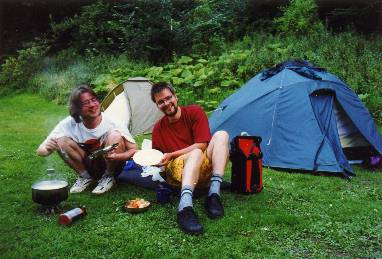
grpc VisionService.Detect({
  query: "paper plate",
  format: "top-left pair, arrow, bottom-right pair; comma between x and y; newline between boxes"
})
123,199 -> 151,214
133,149 -> 164,166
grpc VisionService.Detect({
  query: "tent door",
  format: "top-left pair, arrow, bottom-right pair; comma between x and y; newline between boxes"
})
309,89 -> 353,174
333,100 -> 375,161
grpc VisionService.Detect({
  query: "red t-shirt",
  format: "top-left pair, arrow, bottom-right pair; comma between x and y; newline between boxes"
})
152,105 -> 211,153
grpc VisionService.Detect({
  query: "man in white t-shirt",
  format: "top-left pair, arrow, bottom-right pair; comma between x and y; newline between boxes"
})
37,84 -> 137,194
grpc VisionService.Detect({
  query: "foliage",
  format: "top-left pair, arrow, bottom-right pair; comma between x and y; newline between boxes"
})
0,42 -> 48,94
1,0 -> 382,121
176,0 -> 252,55
30,54 -> 148,104
14,30 -> 380,122
139,32 -> 382,121
273,0 -> 325,36
143,51 -> 250,110
48,0 -> 253,62
32,61 -> 93,104
50,0 -> 189,61
91,57 -> 148,97
325,0 -> 382,33
0,94 -> 381,257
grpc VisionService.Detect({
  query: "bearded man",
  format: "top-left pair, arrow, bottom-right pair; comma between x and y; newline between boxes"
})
151,82 -> 229,234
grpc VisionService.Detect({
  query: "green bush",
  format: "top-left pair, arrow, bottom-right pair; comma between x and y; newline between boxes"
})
32,61 -> 93,104
30,54 -> 150,104
273,0 -> 325,36
2,10 -> 381,123
0,43 -> 48,94
138,31 -> 382,121
91,55 -> 148,97
50,0 -> 188,62
48,0 -> 254,62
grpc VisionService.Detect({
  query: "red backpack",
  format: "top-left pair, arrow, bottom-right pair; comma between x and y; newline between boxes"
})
230,135 -> 263,194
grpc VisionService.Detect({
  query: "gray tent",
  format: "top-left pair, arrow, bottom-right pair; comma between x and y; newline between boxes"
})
101,77 -> 162,136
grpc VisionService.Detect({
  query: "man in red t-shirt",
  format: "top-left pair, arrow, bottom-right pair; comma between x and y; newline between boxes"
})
151,82 -> 229,235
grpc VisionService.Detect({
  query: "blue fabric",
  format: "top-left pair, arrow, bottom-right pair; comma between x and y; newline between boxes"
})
260,60 -> 324,80
116,161 -> 159,189
209,60 -> 382,175
309,91 -> 352,174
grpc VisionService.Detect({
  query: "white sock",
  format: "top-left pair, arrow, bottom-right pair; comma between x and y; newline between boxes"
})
178,186 -> 193,211
208,174 -> 223,196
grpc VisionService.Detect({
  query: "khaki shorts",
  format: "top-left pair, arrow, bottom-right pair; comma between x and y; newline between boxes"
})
164,151 -> 212,188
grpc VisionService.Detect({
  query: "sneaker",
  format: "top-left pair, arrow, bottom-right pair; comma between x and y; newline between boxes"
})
70,177 -> 93,193
205,193 -> 224,219
176,206 -> 203,235
91,174 -> 115,194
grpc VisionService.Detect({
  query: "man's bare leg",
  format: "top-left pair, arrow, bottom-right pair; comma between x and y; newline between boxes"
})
206,130 -> 229,177
181,148 -> 204,189
178,148 -> 204,210
91,130 -> 128,195
57,137 -> 93,193
56,137 -> 87,175
177,148 -> 204,234
205,130 -> 229,218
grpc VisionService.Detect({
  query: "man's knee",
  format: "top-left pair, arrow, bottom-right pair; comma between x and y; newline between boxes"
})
105,130 -> 124,145
56,137 -> 84,159
186,148 -> 204,162
212,130 -> 229,144
106,130 -> 122,140
57,136 -> 76,148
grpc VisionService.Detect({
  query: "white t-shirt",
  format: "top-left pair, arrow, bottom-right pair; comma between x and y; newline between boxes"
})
42,113 -> 135,148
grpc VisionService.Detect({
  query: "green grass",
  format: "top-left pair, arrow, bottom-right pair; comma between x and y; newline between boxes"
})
0,94 -> 381,257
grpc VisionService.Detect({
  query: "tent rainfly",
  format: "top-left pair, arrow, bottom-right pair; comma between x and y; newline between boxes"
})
209,60 -> 382,177
101,77 -> 162,136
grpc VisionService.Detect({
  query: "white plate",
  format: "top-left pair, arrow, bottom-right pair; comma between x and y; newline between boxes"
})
133,149 -> 164,166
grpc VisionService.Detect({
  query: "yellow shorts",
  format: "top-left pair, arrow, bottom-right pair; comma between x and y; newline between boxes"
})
164,151 -> 212,188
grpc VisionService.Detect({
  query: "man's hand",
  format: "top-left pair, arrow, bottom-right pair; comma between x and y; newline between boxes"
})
36,138 -> 59,156
104,140 -> 137,162
157,152 -> 173,166
104,150 -> 121,162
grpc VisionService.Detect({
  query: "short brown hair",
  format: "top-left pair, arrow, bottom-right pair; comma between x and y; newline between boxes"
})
150,82 -> 176,103
69,84 -> 98,123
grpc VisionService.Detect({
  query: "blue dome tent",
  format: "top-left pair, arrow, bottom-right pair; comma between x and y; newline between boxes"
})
209,61 -> 382,176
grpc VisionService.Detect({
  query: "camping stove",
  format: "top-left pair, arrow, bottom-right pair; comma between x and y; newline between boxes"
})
37,204 -> 64,215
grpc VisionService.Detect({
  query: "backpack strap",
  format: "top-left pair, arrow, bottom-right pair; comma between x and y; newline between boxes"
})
248,141 -> 263,159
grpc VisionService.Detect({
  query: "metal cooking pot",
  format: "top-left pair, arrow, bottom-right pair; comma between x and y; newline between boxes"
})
32,180 -> 68,206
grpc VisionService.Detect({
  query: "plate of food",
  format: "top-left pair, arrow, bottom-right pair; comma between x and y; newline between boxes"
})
133,149 -> 164,166
124,198 -> 151,213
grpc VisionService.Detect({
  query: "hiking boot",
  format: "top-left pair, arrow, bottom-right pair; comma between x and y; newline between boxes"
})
205,194 -> 224,219
177,206 -> 203,235
70,177 -> 93,193
92,174 -> 115,194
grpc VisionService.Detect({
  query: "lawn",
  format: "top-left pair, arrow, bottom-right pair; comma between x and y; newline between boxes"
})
0,94 -> 381,258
